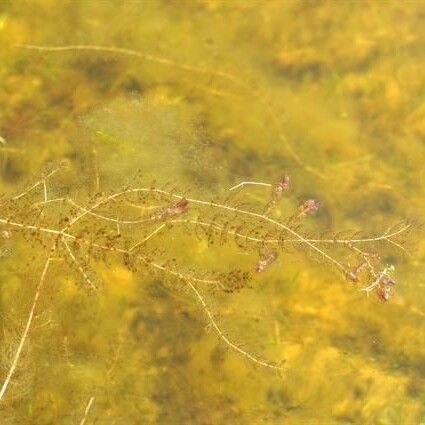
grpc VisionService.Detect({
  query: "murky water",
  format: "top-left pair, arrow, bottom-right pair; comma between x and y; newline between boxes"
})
0,1 -> 424,424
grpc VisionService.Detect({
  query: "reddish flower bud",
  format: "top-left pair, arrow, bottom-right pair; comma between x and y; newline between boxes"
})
255,250 -> 278,273
381,275 -> 396,286
165,198 -> 189,217
377,284 -> 394,302
299,199 -> 320,216
274,175 -> 290,197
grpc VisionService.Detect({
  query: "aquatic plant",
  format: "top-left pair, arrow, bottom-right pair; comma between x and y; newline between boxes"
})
15,43 -> 326,180
0,160 -> 410,402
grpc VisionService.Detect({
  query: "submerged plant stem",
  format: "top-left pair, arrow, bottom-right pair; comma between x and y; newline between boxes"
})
15,43 -> 325,179
79,396 -> 95,425
0,253 -> 53,402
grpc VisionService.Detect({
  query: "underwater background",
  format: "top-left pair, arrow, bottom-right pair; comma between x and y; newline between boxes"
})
0,1 -> 424,424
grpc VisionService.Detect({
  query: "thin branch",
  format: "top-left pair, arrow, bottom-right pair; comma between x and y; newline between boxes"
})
228,181 -> 272,191
79,396 -> 95,425
186,279 -> 283,370
51,187 -> 348,275
42,180 -> 47,203
32,198 -> 66,208
60,233 -> 225,290
385,237 -> 411,256
170,219 -> 411,252
62,239 -> 97,290
0,254 -> 53,401
67,199 -> 157,225
129,223 -> 166,252
12,166 -> 62,201
0,218 -> 63,237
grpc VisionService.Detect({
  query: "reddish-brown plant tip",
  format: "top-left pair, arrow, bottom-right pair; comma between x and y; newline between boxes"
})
255,250 -> 278,273
264,175 -> 290,214
274,175 -> 290,197
382,275 -> 396,287
347,261 -> 368,283
298,199 -> 320,216
377,275 -> 396,301
166,198 -> 189,217
153,197 -> 189,220
377,284 -> 394,302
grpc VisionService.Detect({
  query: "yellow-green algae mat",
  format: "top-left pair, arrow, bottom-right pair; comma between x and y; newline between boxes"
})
0,1 -> 424,424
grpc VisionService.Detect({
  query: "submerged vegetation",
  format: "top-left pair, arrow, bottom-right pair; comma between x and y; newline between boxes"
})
0,156 -> 410,394
0,1 -> 424,424
0,141 -> 413,419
